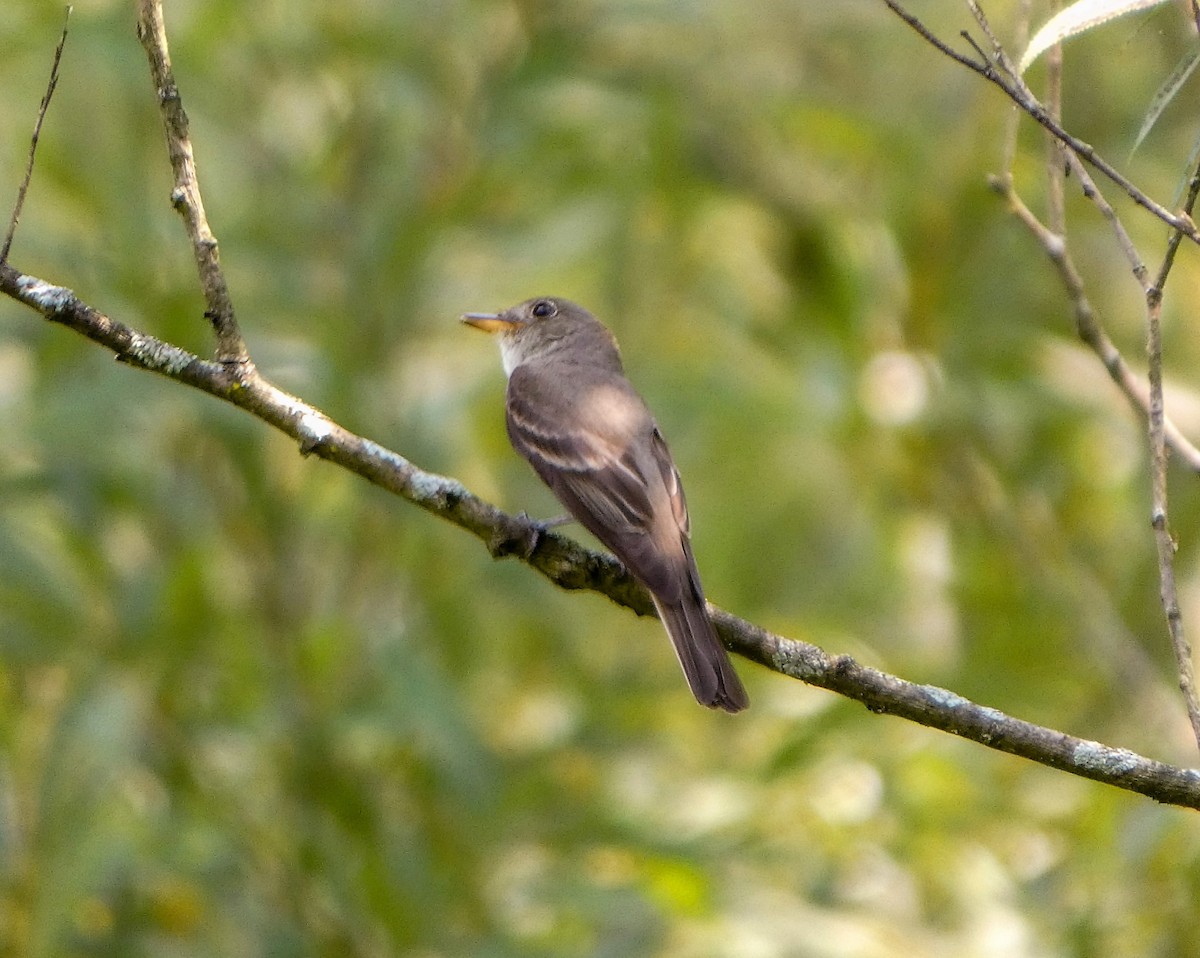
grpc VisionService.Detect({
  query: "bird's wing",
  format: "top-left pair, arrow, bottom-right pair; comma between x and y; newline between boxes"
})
649,427 -> 689,539
506,365 -> 746,712
505,367 -> 687,602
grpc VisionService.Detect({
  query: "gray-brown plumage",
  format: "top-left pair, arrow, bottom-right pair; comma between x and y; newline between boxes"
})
463,296 -> 748,712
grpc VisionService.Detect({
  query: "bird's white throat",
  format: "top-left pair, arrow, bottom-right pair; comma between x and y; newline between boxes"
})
498,334 -> 521,378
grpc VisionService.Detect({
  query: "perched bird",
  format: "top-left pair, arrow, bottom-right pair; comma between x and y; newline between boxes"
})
463,296 -> 748,712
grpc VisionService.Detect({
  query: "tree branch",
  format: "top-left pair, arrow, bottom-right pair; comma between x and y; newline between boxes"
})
1146,160 -> 1200,751
135,0 -> 247,365
890,0 -> 1200,475
1,6 -> 70,265
987,175 -> 1200,473
3,0 -> 1200,811
945,0 -> 1200,745
2,259 -> 1199,809
882,0 -> 1200,244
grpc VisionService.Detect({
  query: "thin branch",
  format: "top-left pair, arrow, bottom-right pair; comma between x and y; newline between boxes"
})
1022,0 -> 1200,750
1,6 -> 71,265
997,0 -> 1030,181
959,0 -> 1200,471
1148,160 -> 1200,313
1042,0 -> 1064,238
1059,145 -> 1148,284
881,0 -> 1200,244
1146,160 -> 1200,752
135,0 -> 247,366
882,0 -> 988,72
989,177 -> 1200,472
958,0 -> 1200,747
895,0 -> 1200,747
964,0 -> 1010,67
1,259 -> 1199,809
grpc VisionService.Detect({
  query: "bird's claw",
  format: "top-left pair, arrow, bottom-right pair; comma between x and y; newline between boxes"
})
519,511 -> 572,531
488,512 -> 572,560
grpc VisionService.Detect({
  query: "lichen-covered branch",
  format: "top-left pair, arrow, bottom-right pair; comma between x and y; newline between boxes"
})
3,259 -> 1199,809
136,0 -> 246,365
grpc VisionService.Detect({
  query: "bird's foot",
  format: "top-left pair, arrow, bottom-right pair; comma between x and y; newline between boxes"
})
525,512 -> 573,530
488,512 -> 573,560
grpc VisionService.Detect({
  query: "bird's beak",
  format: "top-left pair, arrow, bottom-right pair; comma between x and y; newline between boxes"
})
461,312 -> 519,334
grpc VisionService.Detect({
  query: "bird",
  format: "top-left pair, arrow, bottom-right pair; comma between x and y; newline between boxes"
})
462,296 -> 748,712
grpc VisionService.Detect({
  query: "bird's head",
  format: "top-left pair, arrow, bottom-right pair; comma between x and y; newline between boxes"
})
462,296 -> 618,375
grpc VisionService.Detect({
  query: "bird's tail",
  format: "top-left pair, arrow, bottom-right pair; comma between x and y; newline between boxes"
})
652,594 -> 749,713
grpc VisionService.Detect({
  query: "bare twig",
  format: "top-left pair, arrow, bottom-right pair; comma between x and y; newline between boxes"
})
1150,164 -> 1200,302
882,0 -> 1200,244
1060,146 -> 1148,284
1042,0 -> 1064,238
997,0 -> 1031,179
964,0 -> 1010,68
989,178 -> 1200,472
944,0 -> 1200,471
2,260 -> 1199,808
942,0 -> 1200,746
135,0 -> 247,366
1021,0 -> 1200,747
1,6 -> 71,265
1146,162 -> 1200,752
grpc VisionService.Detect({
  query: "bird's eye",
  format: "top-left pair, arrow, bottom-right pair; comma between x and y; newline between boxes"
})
531,300 -> 557,319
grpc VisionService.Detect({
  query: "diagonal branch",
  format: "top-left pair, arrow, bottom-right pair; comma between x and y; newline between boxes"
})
136,0 -> 247,365
2,259 -> 1199,809
930,0 -> 1200,474
6,0 -> 1200,810
1,6 -> 70,265
988,176 -> 1200,473
882,0 -> 1200,244
971,2 -> 1200,746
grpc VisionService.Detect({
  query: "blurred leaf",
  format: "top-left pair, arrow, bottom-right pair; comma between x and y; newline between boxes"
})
1132,45 -> 1200,153
1020,0 -> 1173,73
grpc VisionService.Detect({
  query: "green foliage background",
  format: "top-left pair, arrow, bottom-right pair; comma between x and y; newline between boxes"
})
2,0 -> 1200,955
